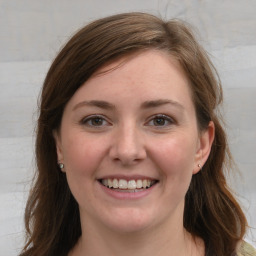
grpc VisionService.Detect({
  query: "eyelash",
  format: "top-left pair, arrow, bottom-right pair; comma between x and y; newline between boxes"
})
146,114 -> 175,127
80,115 -> 111,128
80,114 -> 175,128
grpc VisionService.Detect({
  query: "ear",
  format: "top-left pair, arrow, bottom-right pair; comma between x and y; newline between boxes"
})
53,130 -> 64,163
193,121 -> 215,174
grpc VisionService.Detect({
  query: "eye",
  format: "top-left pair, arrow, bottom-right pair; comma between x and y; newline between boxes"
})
146,114 -> 174,127
80,115 -> 110,127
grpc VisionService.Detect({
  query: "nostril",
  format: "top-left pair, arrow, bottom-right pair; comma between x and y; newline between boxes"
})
109,131 -> 147,164
112,157 -> 143,166
109,147 -> 147,166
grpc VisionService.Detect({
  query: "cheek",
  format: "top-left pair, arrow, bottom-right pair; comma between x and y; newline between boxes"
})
150,134 -> 197,181
61,131 -> 108,179
61,132 -> 109,206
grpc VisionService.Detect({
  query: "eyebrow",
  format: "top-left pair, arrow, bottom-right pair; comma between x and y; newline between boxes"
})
73,99 -> 184,111
141,99 -> 184,110
73,100 -> 115,111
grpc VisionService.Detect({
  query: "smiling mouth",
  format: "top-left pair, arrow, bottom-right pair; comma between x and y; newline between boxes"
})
99,178 -> 158,191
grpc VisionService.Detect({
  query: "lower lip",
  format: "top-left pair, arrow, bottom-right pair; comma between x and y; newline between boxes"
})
98,181 -> 157,200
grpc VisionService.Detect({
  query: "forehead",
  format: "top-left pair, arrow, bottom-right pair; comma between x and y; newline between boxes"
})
68,50 -> 194,111
93,50 -> 188,84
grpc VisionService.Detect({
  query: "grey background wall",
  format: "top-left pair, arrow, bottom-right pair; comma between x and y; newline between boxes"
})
0,0 -> 255,255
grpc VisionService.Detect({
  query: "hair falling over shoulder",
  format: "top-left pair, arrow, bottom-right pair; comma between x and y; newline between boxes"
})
20,12 -> 247,256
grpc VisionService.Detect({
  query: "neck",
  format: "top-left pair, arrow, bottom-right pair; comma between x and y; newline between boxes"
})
69,213 -> 204,256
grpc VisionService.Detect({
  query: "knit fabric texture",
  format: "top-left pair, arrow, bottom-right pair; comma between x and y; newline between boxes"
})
237,241 -> 256,256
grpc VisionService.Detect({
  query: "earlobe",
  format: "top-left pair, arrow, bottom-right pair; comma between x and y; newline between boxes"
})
193,121 -> 215,174
53,130 -> 64,162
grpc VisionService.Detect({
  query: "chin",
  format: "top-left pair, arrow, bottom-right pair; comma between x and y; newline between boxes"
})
102,208 -> 155,234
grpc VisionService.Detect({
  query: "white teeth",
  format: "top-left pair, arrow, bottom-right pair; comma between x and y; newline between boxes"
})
136,180 -> 142,188
128,180 -> 136,189
119,179 -> 128,189
142,180 -> 148,188
113,178 -> 118,188
102,179 -> 108,186
108,178 -> 113,188
101,178 -> 156,190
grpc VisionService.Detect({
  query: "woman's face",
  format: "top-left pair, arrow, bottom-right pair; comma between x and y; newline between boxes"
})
55,50 -> 213,234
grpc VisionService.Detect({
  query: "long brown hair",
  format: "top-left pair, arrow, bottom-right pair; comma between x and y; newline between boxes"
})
20,12 -> 247,256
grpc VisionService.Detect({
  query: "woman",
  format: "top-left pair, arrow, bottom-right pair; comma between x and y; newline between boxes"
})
20,12 -> 255,256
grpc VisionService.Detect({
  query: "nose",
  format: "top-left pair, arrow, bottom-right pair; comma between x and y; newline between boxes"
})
109,123 -> 147,166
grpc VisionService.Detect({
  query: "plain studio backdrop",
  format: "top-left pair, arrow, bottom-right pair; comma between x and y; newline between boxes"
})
0,1 -> 255,255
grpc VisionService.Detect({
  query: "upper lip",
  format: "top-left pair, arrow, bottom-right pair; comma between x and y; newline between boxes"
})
97,175 -> 158,181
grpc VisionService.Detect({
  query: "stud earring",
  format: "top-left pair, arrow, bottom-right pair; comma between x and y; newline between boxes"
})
198,164 -> 202,171
58,163 -> 64,169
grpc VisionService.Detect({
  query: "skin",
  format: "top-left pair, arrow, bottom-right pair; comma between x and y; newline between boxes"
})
55,50 -> 214,256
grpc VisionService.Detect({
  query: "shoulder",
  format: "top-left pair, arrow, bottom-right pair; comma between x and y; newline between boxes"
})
237,241 -> 256,256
